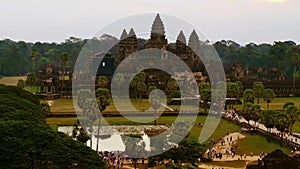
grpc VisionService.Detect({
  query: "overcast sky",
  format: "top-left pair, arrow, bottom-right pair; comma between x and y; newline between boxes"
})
1,0 -> 299,45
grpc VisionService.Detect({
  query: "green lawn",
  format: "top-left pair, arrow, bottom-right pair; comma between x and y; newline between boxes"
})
46,96 -> 300,114
46,98 -> 153,113
46,117 -> 78,126
46,115 -> 240,147
0,76 -> 26,86
236,133 -> 291,155
209,161 -> 246,168
41,99 -> 81,113
234,97 -> 300,110
47,115 -> 292,159
46,98 -> 201,113
294,121 -> 300,133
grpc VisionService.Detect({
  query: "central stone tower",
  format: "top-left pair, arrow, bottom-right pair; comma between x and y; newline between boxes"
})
147,14 -> 168,49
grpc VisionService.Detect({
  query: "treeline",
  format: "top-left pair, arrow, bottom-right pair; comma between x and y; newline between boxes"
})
0,37 -> 299,77
0,37 -> 87,76
214,40 -> 300,77
0,85 -> 107,169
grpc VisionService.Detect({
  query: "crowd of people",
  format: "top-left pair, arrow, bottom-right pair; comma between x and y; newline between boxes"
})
99,151 -> 147,168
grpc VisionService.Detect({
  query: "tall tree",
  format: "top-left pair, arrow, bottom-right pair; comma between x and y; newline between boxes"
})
76,89 -> 95,148
242,102 -> 254,126
199,82 -> 211,113
60,52 -> 69,95
283,102 -> 295,109
113,73 -> 125,96
137,82 -> 147,102
97,76 -> 109,88
26,72 -> 37,93
31,47 -> 38,72
261,109 -> 276,133
167,77 -> 179,99
236,81 -> 244,99
275,112 -> 290,133
286,45 -> 300,96
130,72 -> 146,100
45,48 -> 60,64
95,88 -> 110,152
149,88 -> 161,126
130,76 -> 139,99
227,82 -> 238,109
284,104 -> 300,132
263,89 -> 275,109
253,81 -> 265,104
251,104 -> 262,129
243,89 -> 255,104
17,79 -> 25,89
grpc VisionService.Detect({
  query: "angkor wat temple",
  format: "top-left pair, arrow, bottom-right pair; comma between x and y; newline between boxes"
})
36,14 -> 300,98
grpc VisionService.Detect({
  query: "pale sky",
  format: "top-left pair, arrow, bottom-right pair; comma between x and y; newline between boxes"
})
0,0 -> 299,45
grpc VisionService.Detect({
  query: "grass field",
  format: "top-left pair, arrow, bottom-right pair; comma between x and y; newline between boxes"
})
209,160 -> 246,168
234,97 -> 300,110
236,133 -> 291,155
0,76 -> 26,86
44,96 -> 300,113
294,121 -> 300,133
47,115 -> 291,156
41,99 -> 81,113
46,98 -> 202,113
46,116 -> 240,146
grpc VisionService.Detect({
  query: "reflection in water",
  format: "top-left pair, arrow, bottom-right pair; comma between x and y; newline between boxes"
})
58,125 -> 165,152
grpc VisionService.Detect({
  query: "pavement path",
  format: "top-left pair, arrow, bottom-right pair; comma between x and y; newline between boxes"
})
213,132 -> 260,162
224,110 -> 300,146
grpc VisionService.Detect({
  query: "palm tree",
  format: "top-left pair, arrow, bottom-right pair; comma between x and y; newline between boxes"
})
199,82 -> 211,113
253,81 -> 265,104
76,89 -> 94,147
283,102 -> 295,109
60,52 -> 69,95
251,104 -> 262,129
130,76 -> 139,99
287,46 -> 300,96
261,109 -> 276,133
137,82 -> 147,102
263,89 -> 275,109
130,72 -> 147,100
95,88 -> 110,153
149,88 -> 161,125
275,112 -> 290,134
26,72 -> 37,93
242,102 -> 254,126
241,103 -> 261,129
243,89 -> 255,104
227,82 -> 238,109
113,73 -> 125,96
31,48 -> 38,72
285,105 -> 299,132
236,81 -> 243,99
17,79 -> 25,89
148,86 -> 157,94
135,72 -> 146,83
167,77 -> 178,99
291,53 -> 300,96
82,98 -> 98,148
97,76 -> 109,88
40,103 -> 51,117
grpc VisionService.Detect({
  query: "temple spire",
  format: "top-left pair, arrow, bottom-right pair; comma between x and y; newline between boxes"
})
120,29 -> 128,40
151,14 -> 165,35
176,30 -> 186,44
188,29 -> 200,51
128,28 -> 136,37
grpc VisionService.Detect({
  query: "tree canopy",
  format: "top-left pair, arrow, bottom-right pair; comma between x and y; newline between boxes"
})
0,85 -> 107,169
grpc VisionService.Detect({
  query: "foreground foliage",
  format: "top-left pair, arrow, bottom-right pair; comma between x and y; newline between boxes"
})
0,85 -> 107,169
